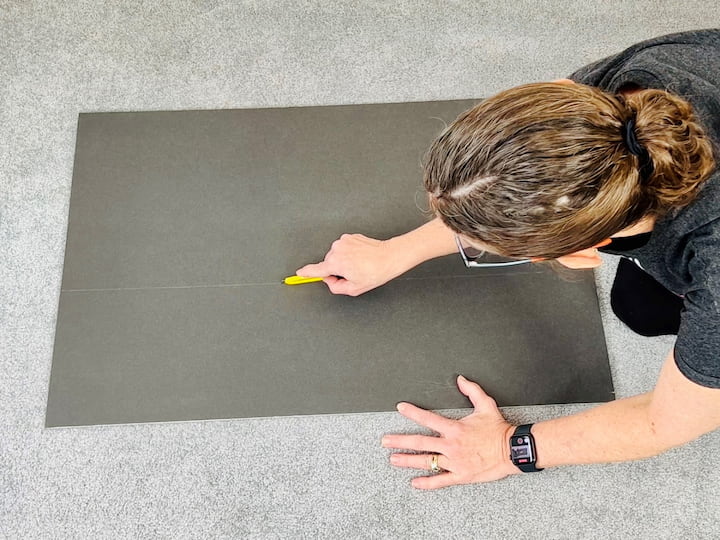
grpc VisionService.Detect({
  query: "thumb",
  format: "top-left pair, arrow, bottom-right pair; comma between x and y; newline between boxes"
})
457,375 -> 496,411
324,276 -> 357,296
296,261 -> 331,278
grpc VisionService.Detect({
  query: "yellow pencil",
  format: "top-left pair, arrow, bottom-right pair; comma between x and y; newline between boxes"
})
283,275 -> 324,285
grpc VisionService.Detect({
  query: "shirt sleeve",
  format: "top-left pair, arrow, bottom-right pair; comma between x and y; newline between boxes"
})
674,234 -> 720,388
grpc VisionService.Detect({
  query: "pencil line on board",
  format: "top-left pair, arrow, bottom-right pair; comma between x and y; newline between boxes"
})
62,282 -> 282,292
60,271 -> 550,293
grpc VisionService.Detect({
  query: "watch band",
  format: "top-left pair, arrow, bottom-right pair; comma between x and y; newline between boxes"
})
512,424 -> 544,473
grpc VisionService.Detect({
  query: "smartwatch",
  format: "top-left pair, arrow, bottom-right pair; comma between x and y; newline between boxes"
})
509,424 -> 544,473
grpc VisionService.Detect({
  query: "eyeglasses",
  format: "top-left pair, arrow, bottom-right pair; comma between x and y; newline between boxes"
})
454,235 -> 537,268
454,235 -> 613,269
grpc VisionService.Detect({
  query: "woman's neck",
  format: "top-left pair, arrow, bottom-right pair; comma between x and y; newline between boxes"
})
612,216 -> 656,237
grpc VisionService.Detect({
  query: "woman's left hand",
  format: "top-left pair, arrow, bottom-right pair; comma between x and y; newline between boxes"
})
381,375 -> 520,489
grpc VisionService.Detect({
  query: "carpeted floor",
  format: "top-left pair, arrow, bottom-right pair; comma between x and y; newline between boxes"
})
1,2 -> 718,538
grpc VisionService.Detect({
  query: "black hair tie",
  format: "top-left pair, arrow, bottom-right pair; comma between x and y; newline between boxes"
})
621,117 -> 654,183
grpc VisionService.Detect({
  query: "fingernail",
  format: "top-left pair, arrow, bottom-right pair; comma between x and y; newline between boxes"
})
381,437 -> 388,446
390,454 -> 399,464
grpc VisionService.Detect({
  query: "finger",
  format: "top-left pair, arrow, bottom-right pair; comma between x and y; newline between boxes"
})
382,434 -> 444,454
295,261 -> 331,278
389,453 -> 453,472
411,472 -> 460,490
396,402 -> 457,434
456,375 -> 496,411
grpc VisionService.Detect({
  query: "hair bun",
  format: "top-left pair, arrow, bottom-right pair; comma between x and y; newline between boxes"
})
625,89 -> 715,212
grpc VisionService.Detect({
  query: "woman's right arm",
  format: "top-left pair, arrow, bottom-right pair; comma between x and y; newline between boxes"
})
295,217 -> 458,296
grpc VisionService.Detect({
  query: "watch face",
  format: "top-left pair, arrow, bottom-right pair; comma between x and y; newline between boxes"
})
511,435 -> 534,462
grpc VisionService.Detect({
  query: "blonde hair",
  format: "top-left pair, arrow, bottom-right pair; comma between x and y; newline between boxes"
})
424,82 -> 716,259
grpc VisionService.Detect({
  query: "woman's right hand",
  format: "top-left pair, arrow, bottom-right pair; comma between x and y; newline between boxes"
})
295,233 -> 410,296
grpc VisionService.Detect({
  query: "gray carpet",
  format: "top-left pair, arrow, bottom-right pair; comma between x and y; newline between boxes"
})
1,2 -> 718,538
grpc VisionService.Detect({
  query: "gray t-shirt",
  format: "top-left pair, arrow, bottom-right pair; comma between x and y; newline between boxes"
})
569,29 -> 720,388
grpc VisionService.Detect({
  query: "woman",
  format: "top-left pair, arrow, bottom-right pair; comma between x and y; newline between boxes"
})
297,30 -> 720,489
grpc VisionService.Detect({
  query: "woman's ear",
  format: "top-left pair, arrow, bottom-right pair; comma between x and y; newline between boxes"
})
552,78 -> 576,85
556,248 -> 603,269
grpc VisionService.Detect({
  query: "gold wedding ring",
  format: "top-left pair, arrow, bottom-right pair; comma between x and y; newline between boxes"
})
429,454 -> 442,474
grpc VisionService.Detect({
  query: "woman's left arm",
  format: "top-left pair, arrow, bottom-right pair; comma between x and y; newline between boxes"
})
382,350 -> 720,489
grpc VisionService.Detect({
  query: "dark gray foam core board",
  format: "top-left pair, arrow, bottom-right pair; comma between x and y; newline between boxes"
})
47,100 -> 614,427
